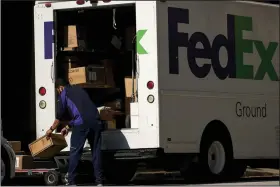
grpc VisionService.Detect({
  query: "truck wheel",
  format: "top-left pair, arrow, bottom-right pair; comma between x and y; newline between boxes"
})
200,133 -> 233,181
44,170 -> 60,186
104,161 -> 136,184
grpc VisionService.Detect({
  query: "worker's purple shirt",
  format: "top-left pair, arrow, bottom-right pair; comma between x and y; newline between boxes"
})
56,85 -> 100,127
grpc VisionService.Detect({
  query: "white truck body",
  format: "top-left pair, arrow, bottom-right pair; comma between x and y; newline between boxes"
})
34,1 -> 279,160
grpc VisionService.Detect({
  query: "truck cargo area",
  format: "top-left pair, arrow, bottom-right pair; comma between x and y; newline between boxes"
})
54,5 -> 137,130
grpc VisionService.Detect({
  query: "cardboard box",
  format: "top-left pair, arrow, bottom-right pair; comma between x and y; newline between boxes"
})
125,77 -> 137,97
8,141 -> 21,152
68,66 -> 88,85
29,134 -> 67,158
107,120 -> 116,129
98,107 -> 123,121
15,151 -> 25,155
104,100 -> 122,110
124,77 -> 137,114
101,59 -> 116,87
15,155 -> 34,170
62,62 -> 78,81
77,26 -> 87,50
68,66 -> 106,85
64,25 -> 87,51
64,25 -> 78,48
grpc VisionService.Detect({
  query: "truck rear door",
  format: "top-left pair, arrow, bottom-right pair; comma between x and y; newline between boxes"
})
34,4 -> 55,138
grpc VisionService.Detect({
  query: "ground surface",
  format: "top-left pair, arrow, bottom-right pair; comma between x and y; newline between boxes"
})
6,168 -> 279,186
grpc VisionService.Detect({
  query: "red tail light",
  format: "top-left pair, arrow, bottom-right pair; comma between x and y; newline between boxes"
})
147,81 -> 154,90
45,2 -> 52,7
39,87 -> 46,96
76,0 -> 85,5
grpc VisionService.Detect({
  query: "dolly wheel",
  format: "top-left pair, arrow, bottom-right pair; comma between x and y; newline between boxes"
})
61,173 -> 68,185
44,170 -> 60,186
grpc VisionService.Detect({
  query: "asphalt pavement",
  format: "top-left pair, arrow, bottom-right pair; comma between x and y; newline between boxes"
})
6,168 -> 279,186
199,181 -> 279,186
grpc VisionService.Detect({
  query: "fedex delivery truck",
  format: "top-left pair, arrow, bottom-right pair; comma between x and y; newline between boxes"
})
34,0 -> 279,183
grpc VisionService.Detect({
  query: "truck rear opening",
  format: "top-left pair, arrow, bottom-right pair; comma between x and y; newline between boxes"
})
54,4 -> 137,130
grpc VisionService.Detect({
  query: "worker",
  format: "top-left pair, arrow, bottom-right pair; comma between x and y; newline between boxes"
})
45,78 -> 103,186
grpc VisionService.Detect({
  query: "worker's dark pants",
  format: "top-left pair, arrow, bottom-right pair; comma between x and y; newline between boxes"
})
67,125 -> 102,185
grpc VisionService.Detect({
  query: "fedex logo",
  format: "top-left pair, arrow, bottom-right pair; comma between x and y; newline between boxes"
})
44,21 -> 54,59
168,7 -> 279,81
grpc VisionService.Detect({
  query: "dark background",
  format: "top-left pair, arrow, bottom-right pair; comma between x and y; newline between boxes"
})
2,1 -> 36,151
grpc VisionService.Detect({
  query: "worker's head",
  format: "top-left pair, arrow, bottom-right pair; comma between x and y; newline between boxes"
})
55,78 -> 67,94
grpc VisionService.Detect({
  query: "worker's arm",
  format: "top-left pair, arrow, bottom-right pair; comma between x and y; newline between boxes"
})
49,91 -> 67,132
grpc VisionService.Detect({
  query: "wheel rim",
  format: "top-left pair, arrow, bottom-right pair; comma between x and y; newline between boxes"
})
47,173 -> 56,184
1,159 -> 5,182
63,173 -> 68,183
207,141 -> 226,174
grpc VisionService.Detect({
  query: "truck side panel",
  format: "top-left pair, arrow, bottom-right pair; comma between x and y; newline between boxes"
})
157,1 -> 279,158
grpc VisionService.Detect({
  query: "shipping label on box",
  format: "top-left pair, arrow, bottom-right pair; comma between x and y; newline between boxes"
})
15,155 -> 34,170
69,67 -> 87,85
15,157 -> 19,168
68,66 -> 106,86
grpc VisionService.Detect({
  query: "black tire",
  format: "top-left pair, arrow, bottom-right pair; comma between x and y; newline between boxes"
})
104,161 -> 137,185
199,133 -> 233,181
1,152 -> 10,185
227,162 -> 247,180
44,170 -> 60,186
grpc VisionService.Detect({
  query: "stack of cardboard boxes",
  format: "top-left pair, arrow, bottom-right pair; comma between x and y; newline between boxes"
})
8,136 -> 68,170
63,25 -> 115,88
8,141 -> 34,170
60,24 -> 137,129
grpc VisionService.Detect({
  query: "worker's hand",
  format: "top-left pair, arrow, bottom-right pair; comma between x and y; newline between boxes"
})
45,129 -> 53,140
61,127 -> 69,137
